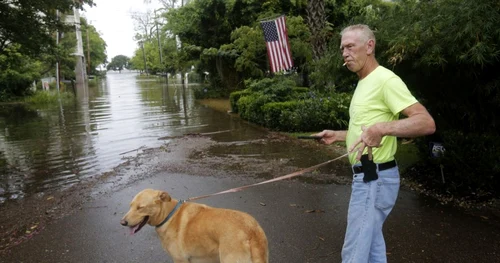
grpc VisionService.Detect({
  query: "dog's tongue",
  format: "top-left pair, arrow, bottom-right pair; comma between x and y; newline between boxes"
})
130,225 -> 139,235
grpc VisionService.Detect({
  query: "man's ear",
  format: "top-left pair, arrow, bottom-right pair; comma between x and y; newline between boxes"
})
366,39 -> 375,55
158,191 -> 171,203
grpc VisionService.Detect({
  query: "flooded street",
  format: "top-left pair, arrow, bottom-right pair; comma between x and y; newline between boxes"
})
0,71 -> 275,204
0,71 -> 499,262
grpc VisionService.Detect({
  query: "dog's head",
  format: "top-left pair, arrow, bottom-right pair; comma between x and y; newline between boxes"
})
120,189 -> 172,235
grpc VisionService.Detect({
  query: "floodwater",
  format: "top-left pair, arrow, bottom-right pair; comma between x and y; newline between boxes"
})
0,71 -> 273,204
0,70 -> 350,206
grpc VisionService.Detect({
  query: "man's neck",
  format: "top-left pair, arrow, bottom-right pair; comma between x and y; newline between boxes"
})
357,57 -> 379,80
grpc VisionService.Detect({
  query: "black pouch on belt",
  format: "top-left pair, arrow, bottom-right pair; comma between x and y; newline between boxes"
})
360,154 -> 378,182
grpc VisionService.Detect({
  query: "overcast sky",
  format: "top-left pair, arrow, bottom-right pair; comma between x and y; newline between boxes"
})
82,0 -> 163,60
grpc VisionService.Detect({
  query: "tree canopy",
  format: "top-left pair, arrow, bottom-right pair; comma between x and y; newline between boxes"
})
107,55 -> 130,71
0,0 -> 95,56
0,9 -> 106,99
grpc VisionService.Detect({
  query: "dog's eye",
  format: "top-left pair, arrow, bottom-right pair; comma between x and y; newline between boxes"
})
137,205 -> 145,210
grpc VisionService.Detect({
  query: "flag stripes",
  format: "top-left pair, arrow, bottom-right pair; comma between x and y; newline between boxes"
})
260,15 -> 293,73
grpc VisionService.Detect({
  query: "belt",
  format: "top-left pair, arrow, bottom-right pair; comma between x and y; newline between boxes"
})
352,160 -> 397,174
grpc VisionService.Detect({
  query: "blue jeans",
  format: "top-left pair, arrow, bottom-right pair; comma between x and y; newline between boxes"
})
341,165 -> 400,263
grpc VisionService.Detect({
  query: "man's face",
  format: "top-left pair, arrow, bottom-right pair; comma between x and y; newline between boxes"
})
340,30 -> 370,73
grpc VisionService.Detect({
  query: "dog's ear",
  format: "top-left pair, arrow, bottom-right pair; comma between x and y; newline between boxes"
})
157,191 -> 171,203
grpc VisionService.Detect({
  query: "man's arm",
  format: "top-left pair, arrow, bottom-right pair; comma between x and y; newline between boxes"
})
376,102 -> 436,138
349,102 -> 435,159
313,130 -> 348,145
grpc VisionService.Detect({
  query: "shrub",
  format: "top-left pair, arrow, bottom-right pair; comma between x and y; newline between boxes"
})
234,77 -> 309,119
262,101 -> 302,130
233,77 -> 351,132
261,93 -> 351,132
229,90 -> 251,113
411,130 -> 500,200
245,77 -> 297,93
291,87 -> 309,94
237,93 -> 273,125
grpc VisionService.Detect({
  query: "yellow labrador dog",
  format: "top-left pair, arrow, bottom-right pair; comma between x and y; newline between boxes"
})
121,189 -> 269,263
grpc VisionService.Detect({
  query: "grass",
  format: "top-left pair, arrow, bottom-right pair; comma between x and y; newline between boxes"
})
197,99 -> 231,113
24,90 -> 75,105
88,79 -> 99,87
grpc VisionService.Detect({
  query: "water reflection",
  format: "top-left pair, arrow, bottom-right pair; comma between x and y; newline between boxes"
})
0,71 -> 265,204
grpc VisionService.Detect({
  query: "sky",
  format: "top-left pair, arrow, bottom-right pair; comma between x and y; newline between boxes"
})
82,0 -> 163,60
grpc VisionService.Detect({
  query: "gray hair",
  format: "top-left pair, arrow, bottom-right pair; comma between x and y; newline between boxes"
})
340,24 -> 376,44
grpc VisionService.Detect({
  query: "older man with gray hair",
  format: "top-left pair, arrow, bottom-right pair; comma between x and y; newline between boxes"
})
314,24 -> 436,262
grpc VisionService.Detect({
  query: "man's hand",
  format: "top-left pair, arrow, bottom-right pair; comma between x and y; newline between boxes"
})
312,130 -> 347,145
348,125 -> 384,161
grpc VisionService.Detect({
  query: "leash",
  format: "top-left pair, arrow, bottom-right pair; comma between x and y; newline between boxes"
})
186,152 -> 349,202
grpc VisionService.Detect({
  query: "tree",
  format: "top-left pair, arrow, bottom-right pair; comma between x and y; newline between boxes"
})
164,0 -> 273,91
81,18 -> 107,74
129,48 -> 145,72
166,0 -> 233,49
131,11 -> 156,41
107,55 -> 130,71
0,6 -> 107,99
308,0 -> 388,91
143,0 -> 178,9
221,15 -> 312,81
0,45 -> 43,100
56,25 -> 78,80
368,0 -> 500,133
306,0 -> 327,60
0,0 -> 95,56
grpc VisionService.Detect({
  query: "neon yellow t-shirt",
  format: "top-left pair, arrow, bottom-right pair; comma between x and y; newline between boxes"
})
346,66 -> 418,165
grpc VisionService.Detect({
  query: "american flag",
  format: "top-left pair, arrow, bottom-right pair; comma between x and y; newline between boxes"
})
260,15 -> 293,73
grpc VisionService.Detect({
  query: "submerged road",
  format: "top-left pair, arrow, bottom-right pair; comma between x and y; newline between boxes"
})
1,170 -> 498,263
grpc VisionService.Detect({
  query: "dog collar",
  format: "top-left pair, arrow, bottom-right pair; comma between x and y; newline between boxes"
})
156,200 -> 185,228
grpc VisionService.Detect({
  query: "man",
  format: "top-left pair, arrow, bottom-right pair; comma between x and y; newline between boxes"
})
313,24 -> 435,262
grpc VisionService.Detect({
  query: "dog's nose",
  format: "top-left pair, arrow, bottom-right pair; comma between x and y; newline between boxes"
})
120,219 -> 128,226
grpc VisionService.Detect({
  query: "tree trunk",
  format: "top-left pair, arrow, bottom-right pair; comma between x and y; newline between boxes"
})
216,56 -> 242,94
306,0 -> 327,60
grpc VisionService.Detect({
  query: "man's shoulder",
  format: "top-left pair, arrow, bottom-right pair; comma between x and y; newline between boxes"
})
374,66 -> 399,79
363,66 -> 400,86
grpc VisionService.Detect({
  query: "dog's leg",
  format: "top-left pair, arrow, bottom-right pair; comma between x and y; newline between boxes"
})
249,239 -> 269,263
220,254 -> 251,263
219,244 -> 252,263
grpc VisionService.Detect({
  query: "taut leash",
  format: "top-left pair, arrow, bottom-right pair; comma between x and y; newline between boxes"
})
186,152 -> 349,201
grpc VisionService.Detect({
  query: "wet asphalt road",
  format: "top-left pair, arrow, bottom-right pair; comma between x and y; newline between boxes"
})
1,171 -> 499,263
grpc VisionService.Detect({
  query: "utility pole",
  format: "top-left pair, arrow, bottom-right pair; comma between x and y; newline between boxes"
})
140,40 -> 148,75
86,25 -> 91,77
154,9 -> 163,73
56,10 -> 60,92
180,0 -> 185,85
72,7 -> 86,84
